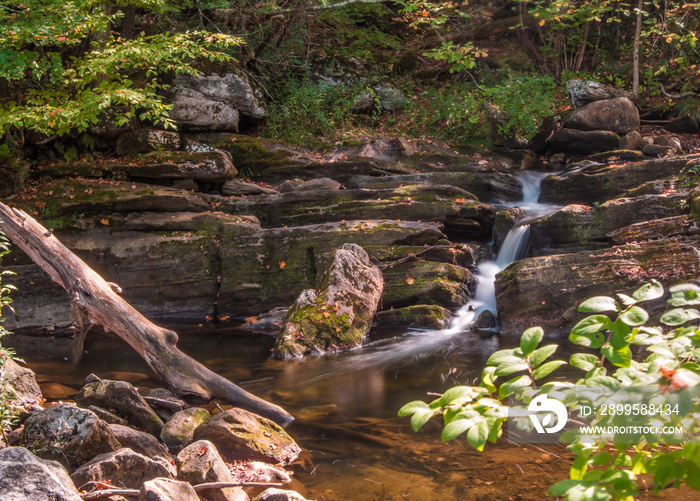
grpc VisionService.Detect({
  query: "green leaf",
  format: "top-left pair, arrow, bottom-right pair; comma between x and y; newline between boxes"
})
579,296 -> 619,313
572,315 -> 612,336
498,375 -> 532,399
437,386 -> 482,407
528,344 -> 557,369
486,348 -> 517,366
570,331 -> 605,349
660,308 -> 700,326
617,293 -> 637,307
467,418 -> 489,451
591,452 -> 611,466
532,360 -> 566,379
410,408 -> 434,432
520,326 -> 544,356
601,344 -> 632,368
570,353 -> 600,371
619,305 -> 649,326
633,280 -> 664,302
398,400 -> 429,416
442,410 -> 481,441
494,356 -> 530,376
668,283 -> 700,306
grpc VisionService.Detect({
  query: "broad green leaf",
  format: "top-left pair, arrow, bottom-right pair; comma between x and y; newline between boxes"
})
591,452 -> 611,466
467,418 -> 489,451
437,386 -> 480,407
528,344 -> 557,368
618,305 -> 649,326
520,326 -> 544,356
441,411 -> 481,441
570,331 -> 605,349
410,408 -> 434,431
668,283 -> 700,306
398,400 -> 429,416
486,348 -> 517,366
548,480 -> 598,497
633,280 -> 664,302
579,296 -> 619,313
498,375 -> 532,399
660,308 -> 700,326
617,293 -> 637,307
585,376 -> 621,388
647,343 -> 674,358
532,360 -> 567,379
572,315 -> 612,336
570,353 -> 600,371
601,344 -> 632,368
494,356 -> 529,376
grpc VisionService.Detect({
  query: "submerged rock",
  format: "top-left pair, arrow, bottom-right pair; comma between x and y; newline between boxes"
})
274,243 -> 383,358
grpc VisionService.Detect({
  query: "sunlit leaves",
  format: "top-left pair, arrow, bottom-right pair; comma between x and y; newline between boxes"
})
578,296 -> 619,313
520,326 -> 544,356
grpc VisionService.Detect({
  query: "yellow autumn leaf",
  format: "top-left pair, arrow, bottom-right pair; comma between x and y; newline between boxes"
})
279,261 -> 286,269
323,311 -> 331,318
100,218 -> 109,225
539,19 -> 545,26
406,277 -> 415,285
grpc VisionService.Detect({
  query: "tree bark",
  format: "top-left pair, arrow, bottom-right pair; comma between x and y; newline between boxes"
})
632,0 -> 643,95
0,203 -> 293,424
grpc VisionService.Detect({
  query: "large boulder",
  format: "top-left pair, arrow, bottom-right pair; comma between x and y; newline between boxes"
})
273,243 -> 383,358
139,478 -> 200,501
169,72 -> 267,131
109,424 -> 171,462
115,130 -> 182,156
0,447 -> 82,501
76,379 -> 164,436
495,237 -> 700,336
566,80 -> 636,109
563,97 -> 639,135
381,260 -> 473,309
70,448 -> 175,490
22,404 -> 121,468
192,408 -> 301,465
1,357 -> 42,407
374,304 -> 454,330
160,407 -> 210,452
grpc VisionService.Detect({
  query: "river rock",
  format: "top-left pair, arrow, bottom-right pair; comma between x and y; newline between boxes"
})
566,80 -> 636,109
274,243 -> 383,357
548,128 -> 620,153
160,407 -> 210,452
1,357 -> 42,407
494,207 -> 526,253
192,408 -> 301,465
114,151 -> 237,183
374,305 -> 454,330
22,404 -> 121,468
176,440 -> 247,501
563,97 -> 639,134
381,260 -> 473,310
70,448 -> 175,490
619,131 -> 645,151
110,424 -> 171,462
229,461 -> 292,485
141,388 -> 187,422
76,380 -> 164,436
495,237 -> 700,336
115,130 -> 182,156
139,478 -> 200,501
253,488 -> 308,501
539,154 -> 700,205
0,447 -> 82,501
642,143 -> 675,157
529,193 -> 687,256
222,180 -> 278,196
352,85 -> 406,113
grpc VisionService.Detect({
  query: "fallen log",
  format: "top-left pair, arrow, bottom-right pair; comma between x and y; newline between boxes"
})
0,203 -> 293,424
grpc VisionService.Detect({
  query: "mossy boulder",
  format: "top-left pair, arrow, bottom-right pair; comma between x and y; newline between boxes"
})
539,154 -> 700,205
381,260 -> 474,309
494,207 -> 526,253
113,150 -> 237,182
374,305 -> 454,330
607,215 -> 700,245
115,129 -> 181,156
495,236 -> 700,336
273,243 -> 383,358
192,408 -> 301,465
160,408 -> 211,452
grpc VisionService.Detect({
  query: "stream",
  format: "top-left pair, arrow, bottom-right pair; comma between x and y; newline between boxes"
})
17,171 -> 571,500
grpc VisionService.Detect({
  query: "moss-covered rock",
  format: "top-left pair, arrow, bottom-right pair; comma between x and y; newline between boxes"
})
495,236 -> 700,336
160,408 -> 211,453
381,260 -> 474,309
273,243 -> 383,358
607,215 -> 700,245
494,207 -> 526,253
193,408 -> 301,465
374,304 -> 454,330
115,129 -> 181,156
539,154 -> 700,205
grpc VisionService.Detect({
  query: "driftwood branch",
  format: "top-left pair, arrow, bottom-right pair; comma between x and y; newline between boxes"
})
0,203 -> 292,424
658,82 -> 700,99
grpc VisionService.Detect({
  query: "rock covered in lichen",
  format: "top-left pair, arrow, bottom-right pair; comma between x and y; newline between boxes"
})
273,243 -> 383,358
160,407 -> 210,452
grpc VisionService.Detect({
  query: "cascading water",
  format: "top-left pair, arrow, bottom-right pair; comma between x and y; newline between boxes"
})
446,171 -> 557,333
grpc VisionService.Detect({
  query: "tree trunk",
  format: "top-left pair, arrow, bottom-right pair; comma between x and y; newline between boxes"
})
0,203 -> 293,424
633,0 -> 643,95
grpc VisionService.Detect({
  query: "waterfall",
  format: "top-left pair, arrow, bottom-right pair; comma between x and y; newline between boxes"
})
446,171 -> 557,333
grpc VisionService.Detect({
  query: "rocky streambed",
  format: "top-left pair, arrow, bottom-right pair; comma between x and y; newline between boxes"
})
1,116 -> 700,499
